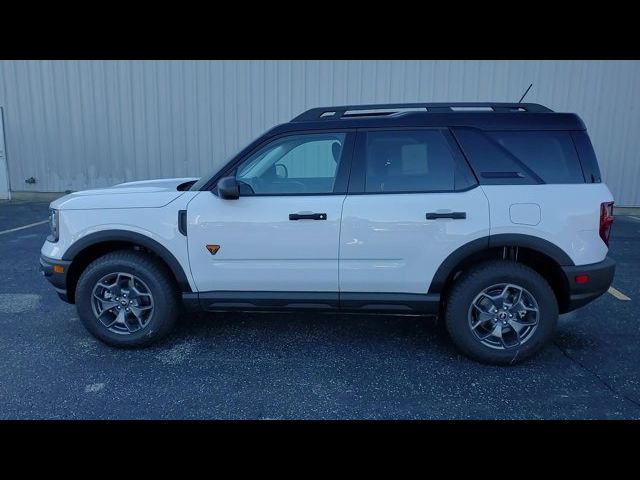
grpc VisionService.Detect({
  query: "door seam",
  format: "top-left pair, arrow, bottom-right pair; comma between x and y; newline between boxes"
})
183,190 -> 203,292
337,194 -> 348,302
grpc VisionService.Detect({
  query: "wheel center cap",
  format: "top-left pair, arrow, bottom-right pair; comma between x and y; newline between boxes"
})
121,300 -> 127,305
498,311 -> 508,320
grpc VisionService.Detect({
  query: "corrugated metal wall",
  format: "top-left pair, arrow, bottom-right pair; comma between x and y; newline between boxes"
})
0,60 -> 639,205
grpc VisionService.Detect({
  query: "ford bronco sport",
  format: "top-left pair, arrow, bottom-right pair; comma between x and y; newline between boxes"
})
40,102 -> 615,364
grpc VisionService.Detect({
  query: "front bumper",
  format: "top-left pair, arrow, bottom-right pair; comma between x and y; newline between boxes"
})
561,256 -> 615,312
40,254 -> 72,303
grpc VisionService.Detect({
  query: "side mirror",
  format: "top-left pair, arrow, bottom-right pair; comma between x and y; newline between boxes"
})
217,176 -> 240,200
275,163 -> 288,179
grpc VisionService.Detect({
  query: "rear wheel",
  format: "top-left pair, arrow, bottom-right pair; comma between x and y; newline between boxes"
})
75,250 -> 179,347
445,260 -> 558,365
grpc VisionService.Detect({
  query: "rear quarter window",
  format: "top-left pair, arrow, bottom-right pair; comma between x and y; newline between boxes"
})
488,131 -> 585,184
570,131 -> 602,183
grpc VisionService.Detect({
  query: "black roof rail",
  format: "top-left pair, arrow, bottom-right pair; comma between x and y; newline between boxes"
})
291,102 -> 553,122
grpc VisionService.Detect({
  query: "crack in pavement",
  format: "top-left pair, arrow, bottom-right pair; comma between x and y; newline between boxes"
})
554,340 -> 640,412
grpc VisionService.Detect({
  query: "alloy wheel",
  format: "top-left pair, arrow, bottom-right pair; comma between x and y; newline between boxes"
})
91,272 -> 154,335
467,283 -> 539,350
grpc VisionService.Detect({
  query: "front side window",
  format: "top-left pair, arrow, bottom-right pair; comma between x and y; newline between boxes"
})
364,130 -> 456,193
235,133 -> 347,195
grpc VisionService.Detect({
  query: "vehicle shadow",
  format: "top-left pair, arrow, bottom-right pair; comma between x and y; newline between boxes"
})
167,310 -> 457,358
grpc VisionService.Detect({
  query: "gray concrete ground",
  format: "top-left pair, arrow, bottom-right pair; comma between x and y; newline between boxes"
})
0,200 -> 638,419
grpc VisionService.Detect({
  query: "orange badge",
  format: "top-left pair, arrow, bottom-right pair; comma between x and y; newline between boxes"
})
206,244 -> 220,255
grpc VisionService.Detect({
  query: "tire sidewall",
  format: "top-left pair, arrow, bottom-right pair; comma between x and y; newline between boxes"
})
76,254 -> 177,347
446,262 -> 558,365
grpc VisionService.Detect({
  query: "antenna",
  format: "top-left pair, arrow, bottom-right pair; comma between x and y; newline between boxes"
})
518,83 -> 533,103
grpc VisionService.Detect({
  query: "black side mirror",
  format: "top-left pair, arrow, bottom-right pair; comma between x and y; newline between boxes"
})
217,176 -> 240,200
275,163 -> 288,179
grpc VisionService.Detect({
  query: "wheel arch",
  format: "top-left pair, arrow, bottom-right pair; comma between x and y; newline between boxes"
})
62,230 -> 192,303
429,234 -> 574,313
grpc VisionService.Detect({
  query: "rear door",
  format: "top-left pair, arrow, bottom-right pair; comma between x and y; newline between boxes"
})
339,128 -> 490,296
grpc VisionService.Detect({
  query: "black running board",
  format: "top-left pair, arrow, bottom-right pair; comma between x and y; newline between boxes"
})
182,291 -> 440,314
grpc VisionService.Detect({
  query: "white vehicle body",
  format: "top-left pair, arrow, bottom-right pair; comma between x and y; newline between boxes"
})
39,102 -> 616,362
41,179 -> 613,299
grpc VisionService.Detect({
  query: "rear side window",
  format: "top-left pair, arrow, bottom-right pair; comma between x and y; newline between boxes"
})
488,131 -> 585,184
364,130 -> 457,193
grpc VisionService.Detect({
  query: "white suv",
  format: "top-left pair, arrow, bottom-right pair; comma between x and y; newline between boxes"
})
40,103 -> 616,364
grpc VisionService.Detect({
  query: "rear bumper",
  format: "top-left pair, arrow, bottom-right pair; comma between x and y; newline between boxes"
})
40,254 -> 72,303
561,256 -> 615,312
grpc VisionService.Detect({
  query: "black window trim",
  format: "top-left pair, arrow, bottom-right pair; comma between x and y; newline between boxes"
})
569,133 -> 589,183
347,126 -> 479,195
209,129 -> 357,197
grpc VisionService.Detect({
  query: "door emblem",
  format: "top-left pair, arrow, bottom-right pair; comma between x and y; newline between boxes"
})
206,244 -> 221,255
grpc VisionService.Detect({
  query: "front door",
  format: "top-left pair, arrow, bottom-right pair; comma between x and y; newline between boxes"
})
187,131 -> 354,298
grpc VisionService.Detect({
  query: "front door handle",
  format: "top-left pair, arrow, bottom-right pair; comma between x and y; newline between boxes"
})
289,212 -> 327,221
426,211 -> 467,220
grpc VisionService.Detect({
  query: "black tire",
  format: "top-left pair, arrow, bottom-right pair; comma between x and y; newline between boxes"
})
445,260 -> 558,365
75,250 -> 179,348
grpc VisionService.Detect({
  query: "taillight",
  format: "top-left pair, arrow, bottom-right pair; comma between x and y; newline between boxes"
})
599,201 -> 614,247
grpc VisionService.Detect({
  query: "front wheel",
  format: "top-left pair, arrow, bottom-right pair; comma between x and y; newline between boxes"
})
445,260 -> 558,365
75,250 -> 180,348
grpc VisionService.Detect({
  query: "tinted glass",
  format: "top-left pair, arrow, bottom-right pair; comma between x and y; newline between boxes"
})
364,130 -> 456,193
489,131 -> 585,184
570,131 -> 601,183
236,133 -> 346,195
452,127 -> 539,185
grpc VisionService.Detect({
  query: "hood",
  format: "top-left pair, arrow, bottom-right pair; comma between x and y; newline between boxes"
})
51,177 -> 199,210
76,177 -> 198,194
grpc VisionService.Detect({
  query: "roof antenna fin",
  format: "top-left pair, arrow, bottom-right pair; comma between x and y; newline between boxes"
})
518,83 -> 533,103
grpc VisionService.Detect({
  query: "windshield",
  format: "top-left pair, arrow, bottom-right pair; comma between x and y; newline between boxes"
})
189,166 -> 220,191
189,147 -> 244,192
188,141 -> 253,191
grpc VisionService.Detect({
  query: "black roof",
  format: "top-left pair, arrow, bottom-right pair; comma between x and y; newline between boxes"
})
272,102 -> 586,133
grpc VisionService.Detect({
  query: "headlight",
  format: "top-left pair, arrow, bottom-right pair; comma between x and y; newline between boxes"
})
48,208 -> 59,242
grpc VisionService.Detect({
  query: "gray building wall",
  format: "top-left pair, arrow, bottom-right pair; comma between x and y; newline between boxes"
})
0,60 -> 639,205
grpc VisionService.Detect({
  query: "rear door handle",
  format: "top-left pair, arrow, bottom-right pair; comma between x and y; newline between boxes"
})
289,212 -> 327,221
426,211 -> 466,220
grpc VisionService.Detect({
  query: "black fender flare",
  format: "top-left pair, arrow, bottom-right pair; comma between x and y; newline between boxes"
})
428,233 -> 574,294
62,230 -> 192,292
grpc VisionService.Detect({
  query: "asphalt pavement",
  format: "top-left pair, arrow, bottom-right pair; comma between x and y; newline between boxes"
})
0,200 -> 638,419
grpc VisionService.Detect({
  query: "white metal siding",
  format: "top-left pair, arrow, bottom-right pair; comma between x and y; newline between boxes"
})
1,60 -> 639,205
